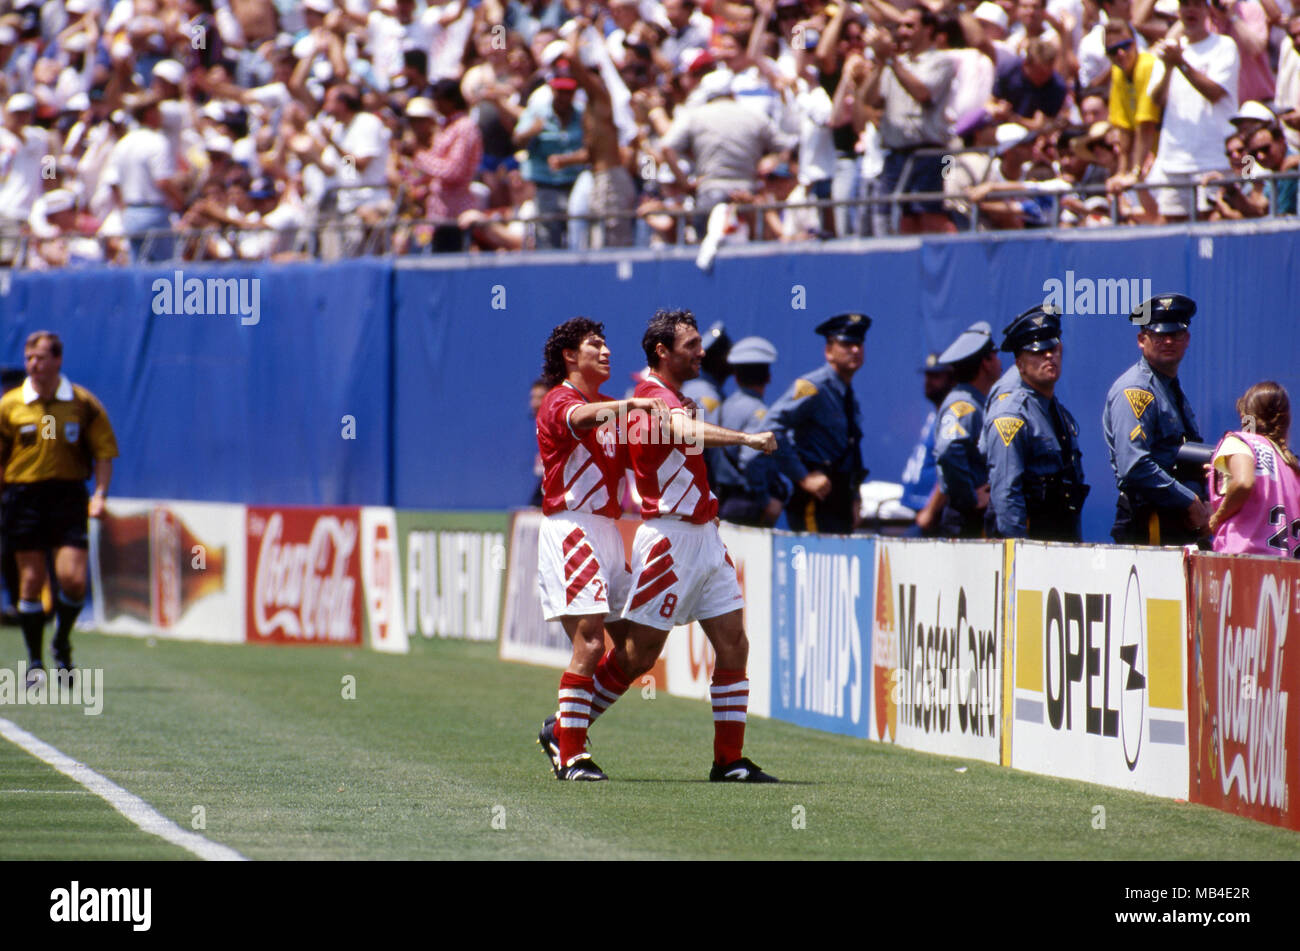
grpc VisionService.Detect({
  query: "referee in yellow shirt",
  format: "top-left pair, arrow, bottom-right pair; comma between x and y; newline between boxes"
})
1104,19 -> 1162,191
0,332 -> 118,687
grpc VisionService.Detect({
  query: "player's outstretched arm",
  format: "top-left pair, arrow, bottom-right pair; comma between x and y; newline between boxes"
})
570,397 -> 669,432
671,412 -> 777,452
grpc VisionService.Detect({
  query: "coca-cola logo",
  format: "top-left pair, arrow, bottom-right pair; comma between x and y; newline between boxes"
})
1216,569 -> 1289,809
253,512 -> 358,642
151,508 -> 181,629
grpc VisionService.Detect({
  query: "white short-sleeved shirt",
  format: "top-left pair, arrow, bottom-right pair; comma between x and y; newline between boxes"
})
103,127 -> 176,205
0,125 -> 54,219
1147,33 -> 1240,174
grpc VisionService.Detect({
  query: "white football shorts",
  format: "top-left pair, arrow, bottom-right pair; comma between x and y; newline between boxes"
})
537,511 -> 631,622
621,518 -> 743,631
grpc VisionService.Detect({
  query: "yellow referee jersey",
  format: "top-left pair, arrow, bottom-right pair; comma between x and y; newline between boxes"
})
0,375 -> 119,483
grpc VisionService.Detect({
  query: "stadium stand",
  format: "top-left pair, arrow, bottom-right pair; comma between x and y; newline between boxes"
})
0,0 -> 1296,266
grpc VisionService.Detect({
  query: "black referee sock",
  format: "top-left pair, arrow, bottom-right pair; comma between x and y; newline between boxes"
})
53,592 -> 83,667
18,600 -> 45,668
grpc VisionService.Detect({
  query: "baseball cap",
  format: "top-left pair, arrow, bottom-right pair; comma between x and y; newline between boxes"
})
549,75 -> 578,91
973,1 -> 1009,29
42,189 -> 77,216
995,123 -> 1033,155
152,59 -> 185,86
1230,100 -> 1276,126
405,96 -> 437,118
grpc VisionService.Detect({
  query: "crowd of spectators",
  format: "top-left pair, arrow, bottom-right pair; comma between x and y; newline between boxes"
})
1,0 -> 1298,265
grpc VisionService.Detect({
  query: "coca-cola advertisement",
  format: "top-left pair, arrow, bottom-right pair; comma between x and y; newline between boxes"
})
246,507 -> 363,646
91,499 -> 245,643
1188,553 -> 1299,831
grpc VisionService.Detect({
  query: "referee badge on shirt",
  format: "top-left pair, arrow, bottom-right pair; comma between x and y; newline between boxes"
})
65,422 -> 80,443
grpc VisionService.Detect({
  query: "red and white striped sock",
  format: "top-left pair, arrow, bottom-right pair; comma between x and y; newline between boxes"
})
711,668 -> 749,765
588,648 -> 632,726
557,672 -> 595,767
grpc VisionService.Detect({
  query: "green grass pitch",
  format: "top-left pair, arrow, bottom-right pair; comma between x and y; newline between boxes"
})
1,631 -> 1297,860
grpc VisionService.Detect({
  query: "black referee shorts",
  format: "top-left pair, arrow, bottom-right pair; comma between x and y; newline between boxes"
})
1,480 -> 90,552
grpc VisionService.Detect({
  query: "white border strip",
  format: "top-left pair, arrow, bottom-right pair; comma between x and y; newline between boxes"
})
0,717 -> 248,861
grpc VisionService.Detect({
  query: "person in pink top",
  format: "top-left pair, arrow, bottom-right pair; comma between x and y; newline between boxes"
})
415,78 -> 484,252
1208,381 -> 1300,555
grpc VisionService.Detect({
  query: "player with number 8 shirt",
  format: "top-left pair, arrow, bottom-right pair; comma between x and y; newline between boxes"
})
617,309 -> 782,783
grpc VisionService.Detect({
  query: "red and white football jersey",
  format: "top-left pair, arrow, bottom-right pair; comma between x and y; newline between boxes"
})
627,374 -> 718,524
537,382 -> 626,519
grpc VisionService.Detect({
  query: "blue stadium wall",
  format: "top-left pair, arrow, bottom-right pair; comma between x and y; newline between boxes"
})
2,221 -> 1296,542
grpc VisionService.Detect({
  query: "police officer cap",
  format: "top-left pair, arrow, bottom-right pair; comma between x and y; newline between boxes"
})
1001,305 -> 1062,353
938,321 -> 994,366
815,312 -> 872,342
702,321 -> 731,355
919,351 -> 951,373
1131,293 -> 1195,334
727,336 -> 777,366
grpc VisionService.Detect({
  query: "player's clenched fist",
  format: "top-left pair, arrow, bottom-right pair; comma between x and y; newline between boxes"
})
746,431 -> 777,454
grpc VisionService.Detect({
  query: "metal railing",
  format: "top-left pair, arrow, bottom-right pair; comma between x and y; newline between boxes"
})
9,168 -> 1299,267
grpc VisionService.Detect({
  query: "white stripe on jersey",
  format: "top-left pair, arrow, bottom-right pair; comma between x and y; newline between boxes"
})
659,464 -> 696,514
655,448 -> 687,491
563,444 -> 610,511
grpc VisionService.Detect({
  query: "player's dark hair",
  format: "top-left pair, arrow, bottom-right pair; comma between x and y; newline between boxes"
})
25,330 -> 61,358
541,316 -> 606,387
733,363 -> 770,387
643,309 -> 697,369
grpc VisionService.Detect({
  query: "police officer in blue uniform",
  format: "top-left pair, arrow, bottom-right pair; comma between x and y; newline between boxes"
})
899,353 -> 953,534
681,321 -> 731,488
766,313 -> 870,534
1102,293 -> 1209,546
716,337 -> 789,526
933,322 -> 1003,537
985,306 -> 1089,540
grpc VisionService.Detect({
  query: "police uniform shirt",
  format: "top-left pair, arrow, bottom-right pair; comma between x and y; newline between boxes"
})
0,375 -> 119,483
682,368 -> 727,485
986,382 -> 1084,537
681,369 -> 726,424
933,382 -> 988,514
726,386 -> 790,501
979,364 -> 1020,461
766,362 -> 864,485
1102,355 -> 1202,510
899,408 -> 939,511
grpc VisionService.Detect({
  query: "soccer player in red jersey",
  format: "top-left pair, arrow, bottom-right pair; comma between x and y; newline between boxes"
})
618,309 -> 782,782
534,317 -> 668,781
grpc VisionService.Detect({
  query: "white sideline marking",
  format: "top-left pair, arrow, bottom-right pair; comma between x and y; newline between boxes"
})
0,717 -> 248,861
